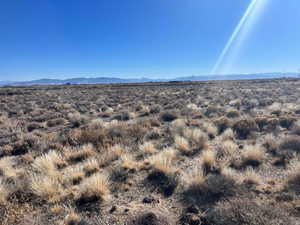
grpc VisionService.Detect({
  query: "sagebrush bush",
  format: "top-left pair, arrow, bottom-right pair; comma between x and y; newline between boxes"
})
279,136 -> 300,153
160,111 -> 178,122
204,198 -> 292,225
233,118 -> 258,139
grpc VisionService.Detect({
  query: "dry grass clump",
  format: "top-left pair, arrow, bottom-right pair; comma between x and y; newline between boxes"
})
68,112 -> 88,128
263,134 -> 279,155
66,144 -> 96,164
200,149 -> 218,174
214,116 -> 231,134
238,168 -> 262,186
284,160 -> 300,194
182,128 -> 208,154
292,120 -> 300,135
147,152 -> 178,197
140,142 -> 159,154
202,122 -> 218,138
121,154 -> 138,171
182,171 -> 239,206
174,136 -> 190,154
64,211 -> 82,225
63,166 -> 85,186
217,140 -> 237,158
218,128 -> 235,141
97,144 -> 123,167
0,178 -> 10,204
241,144 -> 265,168
33,150 -> 66,174
30,175 -> 64,203
81,158 -> 99,176
74,173 -> 110,206
279,135 -> 300,153
204,198 -> 293,225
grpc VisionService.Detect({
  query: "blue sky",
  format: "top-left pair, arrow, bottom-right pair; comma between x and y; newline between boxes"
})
0,0 -> 299,81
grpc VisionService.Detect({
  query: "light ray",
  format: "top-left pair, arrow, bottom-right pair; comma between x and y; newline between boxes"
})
211,0 -> 269,75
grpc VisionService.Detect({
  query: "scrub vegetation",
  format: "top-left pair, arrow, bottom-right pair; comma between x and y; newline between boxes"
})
0,78 -> 300,224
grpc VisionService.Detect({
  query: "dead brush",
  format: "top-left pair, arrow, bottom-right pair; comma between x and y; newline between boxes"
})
32,151 -> 66,176
82,158 -> 100,177
200,149 -> 218,174
66,144 -> 96,164
182,128 -> 208,155
283,159 -> 300,194
218,140 -> 238,158
202,122 -> 218,139
30,175 -> 64,203
147,150 -> 179,197
263,134 -> 279,155
241,144 -> 265,168
203,197 -> 293,225
98,144 -> 124,167
238,168 -> 262,186
0,178 -> 10,204
140,141 -> 159,155
182,170 -> 240,207
63,166 -> 85,186
174,135 -> 191,154
74,173 -> 110,207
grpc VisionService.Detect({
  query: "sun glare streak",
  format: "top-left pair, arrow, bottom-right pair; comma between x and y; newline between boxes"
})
211,0 -> 270,75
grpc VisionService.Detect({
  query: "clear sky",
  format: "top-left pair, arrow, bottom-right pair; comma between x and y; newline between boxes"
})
0,0 -> 300,81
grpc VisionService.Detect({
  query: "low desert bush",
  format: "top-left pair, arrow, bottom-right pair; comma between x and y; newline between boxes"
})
182,172 -> 240,206
0,179 -> 10,204
279,136 -> 300,153
147,153 -> 178,197
203,198 -> 292,225
263,134 -> 279,155
174,136 -> 191,154
68,112 -> 88,128
225,109 -> 240,118
75,173 -> 110,206
160,111 -> 178,122
279,116 -> 296,129
66,144 -> 96,164
30,175 -> 64,203
46,118 -> 66,127
239,168 -> 262,186
129,210 -> 173,225
182,128 -> 208,155
241,145 -> 265,168
233,117 -> 259,139
217,140 -> 237,159
214,116 -> 231,134
27,122 -> 43,132
140,142 -> 159,154
200,150 -> 218,174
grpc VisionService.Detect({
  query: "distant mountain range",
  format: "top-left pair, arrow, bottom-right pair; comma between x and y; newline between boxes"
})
0,73 -> 299,86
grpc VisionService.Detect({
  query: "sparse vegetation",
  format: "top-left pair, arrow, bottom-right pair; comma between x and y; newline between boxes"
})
1,79 -> 300,224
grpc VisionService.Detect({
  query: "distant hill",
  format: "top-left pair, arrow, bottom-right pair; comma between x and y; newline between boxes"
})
1,73 -> 298,86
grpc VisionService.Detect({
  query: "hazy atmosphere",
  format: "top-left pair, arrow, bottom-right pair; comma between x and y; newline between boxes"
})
1,0 -> 300,81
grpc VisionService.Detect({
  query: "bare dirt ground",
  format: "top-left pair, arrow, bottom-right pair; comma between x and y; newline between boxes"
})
1,78 -> 300,225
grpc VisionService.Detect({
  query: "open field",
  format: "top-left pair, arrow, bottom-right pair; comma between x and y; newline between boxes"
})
1,78 -> 300,225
